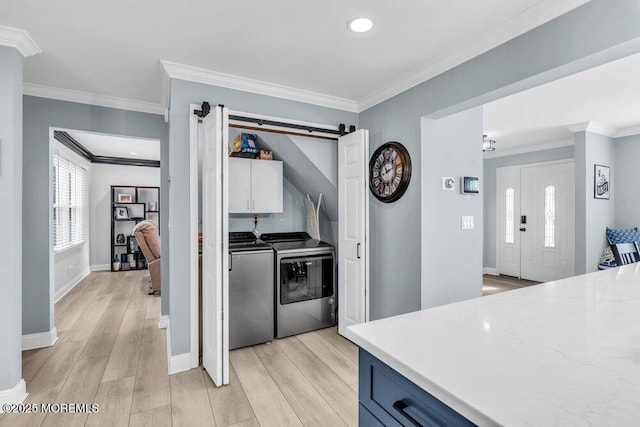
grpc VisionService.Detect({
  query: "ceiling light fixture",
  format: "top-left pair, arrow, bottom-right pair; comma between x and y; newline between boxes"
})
482,135 -> 496,152
129,151 -> 138,155
348,18 -> 373,33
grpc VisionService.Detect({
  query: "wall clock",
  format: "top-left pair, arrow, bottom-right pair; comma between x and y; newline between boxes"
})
369,142 -> 412,203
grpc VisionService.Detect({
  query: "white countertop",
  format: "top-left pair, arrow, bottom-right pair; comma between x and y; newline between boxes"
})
346,265 -> 640,426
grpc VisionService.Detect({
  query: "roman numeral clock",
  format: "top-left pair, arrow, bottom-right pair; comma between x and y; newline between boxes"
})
369,142 -> 412,203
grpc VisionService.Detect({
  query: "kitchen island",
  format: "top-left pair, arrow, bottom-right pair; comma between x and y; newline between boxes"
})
346,265 -> 640,426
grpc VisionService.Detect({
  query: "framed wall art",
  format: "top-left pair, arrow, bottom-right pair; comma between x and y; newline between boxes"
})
594,164 -> 610,199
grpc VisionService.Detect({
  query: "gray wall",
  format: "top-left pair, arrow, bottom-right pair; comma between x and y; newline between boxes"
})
168,79 -> 357,356
22,96 -> 168,335
483,145 -> 575,269
421,108 -> 484,309
359,0 -> 640,320
575,131 -> 615,274
614,134 -> 640,229
0,46 -> 24,391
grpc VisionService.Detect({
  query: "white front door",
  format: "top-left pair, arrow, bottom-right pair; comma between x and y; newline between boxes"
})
520,162 -> 575,282
338,130 -> 369,336
496,161 -> 575,282
202,106 -> 229,386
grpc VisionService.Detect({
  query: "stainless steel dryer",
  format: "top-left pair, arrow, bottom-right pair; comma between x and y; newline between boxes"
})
261,232 -> 336,338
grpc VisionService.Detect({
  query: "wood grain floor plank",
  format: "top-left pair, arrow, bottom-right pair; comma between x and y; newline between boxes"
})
63,294 -> 114,342
297,331 -> 358,386
276,337 -> 358,426
228,418 -> 260,427
81,298 -> 129,359
253,342 -> 346,427
145,295 -> 161,320
55,277 -> 105,333
2,340 -> 88,427
170,368 -> 216,427
314,327 -> 359,364
41,356 -> 109,427
22,330 -> 68,383
130,319 -> 170,414
101,308 -> 145,382
205,362 -> 254,427
129,404 -> 172,427
53,273 -> 96,316
85,376 -> 135,427
231,347 -> 302,427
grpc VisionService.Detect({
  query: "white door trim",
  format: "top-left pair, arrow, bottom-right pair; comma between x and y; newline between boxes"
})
189,104 -> 200,369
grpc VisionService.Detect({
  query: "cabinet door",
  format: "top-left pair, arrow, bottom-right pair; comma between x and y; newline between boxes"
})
228,158 -> 252,213
251,160 -> 283,213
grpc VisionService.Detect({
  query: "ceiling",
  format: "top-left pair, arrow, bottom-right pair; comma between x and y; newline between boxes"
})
66,130 -> 160,161
2,0 -> 587,112
483,52 -> 640,157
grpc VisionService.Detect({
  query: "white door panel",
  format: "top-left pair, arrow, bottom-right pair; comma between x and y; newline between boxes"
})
202,106 -> 229,386
520,162 -> 575,282
496,167 -> 521,277
338,130 -> 369,336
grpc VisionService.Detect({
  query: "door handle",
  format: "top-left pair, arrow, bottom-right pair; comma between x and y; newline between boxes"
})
392,401 -> 423,427
520,227 -> 527,232
521,215 -> 527,224
246,200 -> 250,210
357,243 -> 361,259
252,200 -> 255,210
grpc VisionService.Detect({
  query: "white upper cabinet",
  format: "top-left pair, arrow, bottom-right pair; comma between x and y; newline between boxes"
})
228,158 -> 283,214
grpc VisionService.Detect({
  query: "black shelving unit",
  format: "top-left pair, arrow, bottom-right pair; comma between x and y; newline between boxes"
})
111,185 -> 160,272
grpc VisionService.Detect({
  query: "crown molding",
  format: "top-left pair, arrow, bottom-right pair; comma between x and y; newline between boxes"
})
566,121 -> 617,137
357,0 -> 590,112
615,125 -> 640,138
23,83 -> 165,116
0,25 -> 41,57
161,60 -> 359,113
483,138 -> 575,159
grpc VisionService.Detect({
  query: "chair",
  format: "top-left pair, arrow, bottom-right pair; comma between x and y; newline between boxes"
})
133,220 -> 161,293
610,242 -> 640,266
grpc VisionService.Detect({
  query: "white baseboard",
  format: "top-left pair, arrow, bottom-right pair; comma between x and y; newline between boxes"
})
165,316 -> 192,375
90,264 -> 110,271
22,327 -> 58,351
158,314 -> 169,329
483,267 -> 498,276
169,353 -> 192,375
0,379 -> 28,409
55,267 -> 91,303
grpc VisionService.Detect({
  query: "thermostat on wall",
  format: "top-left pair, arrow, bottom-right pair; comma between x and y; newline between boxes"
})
461,176 -> 479,194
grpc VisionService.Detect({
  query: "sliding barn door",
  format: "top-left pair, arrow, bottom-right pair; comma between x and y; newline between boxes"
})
338,130 -> 370,336
202,106 -> 229,386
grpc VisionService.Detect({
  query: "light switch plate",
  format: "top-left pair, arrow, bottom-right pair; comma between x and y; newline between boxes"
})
462,216 -> 474,230
442,177 -> 455,191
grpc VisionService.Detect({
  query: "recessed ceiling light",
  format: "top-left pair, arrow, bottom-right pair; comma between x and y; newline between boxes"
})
129,152 -> 138,155
348,18 -> 373,33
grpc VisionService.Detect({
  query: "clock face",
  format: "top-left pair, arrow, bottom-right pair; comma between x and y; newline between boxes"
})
369,142 -> 412,203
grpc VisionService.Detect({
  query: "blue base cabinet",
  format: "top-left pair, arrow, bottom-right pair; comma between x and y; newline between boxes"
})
358,349 -> 476,427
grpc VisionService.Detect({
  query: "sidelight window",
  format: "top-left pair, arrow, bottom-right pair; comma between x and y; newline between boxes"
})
544,185 -> 555,247
505,188 -> 515,244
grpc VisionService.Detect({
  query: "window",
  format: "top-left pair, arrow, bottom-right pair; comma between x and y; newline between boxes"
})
53,154 -> 87,251
505,187 -> 515,244
544,185 -> 555,247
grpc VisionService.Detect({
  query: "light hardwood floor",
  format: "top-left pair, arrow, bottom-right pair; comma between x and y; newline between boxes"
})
1,271 -> 359,427
482,274 -> 539,296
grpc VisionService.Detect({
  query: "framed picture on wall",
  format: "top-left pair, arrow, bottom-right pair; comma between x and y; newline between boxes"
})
594,164 -> 610,199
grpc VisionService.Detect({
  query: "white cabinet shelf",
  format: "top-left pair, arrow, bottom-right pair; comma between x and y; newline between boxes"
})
228,158 -> 283,214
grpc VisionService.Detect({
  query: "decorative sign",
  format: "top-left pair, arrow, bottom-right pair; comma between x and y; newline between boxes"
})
594,164 -> 610,199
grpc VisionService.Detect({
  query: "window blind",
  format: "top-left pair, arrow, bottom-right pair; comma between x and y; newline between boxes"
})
53,154 -> 87,251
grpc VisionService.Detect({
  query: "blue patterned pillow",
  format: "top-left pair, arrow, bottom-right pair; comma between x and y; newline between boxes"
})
606,227 -> 640,244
